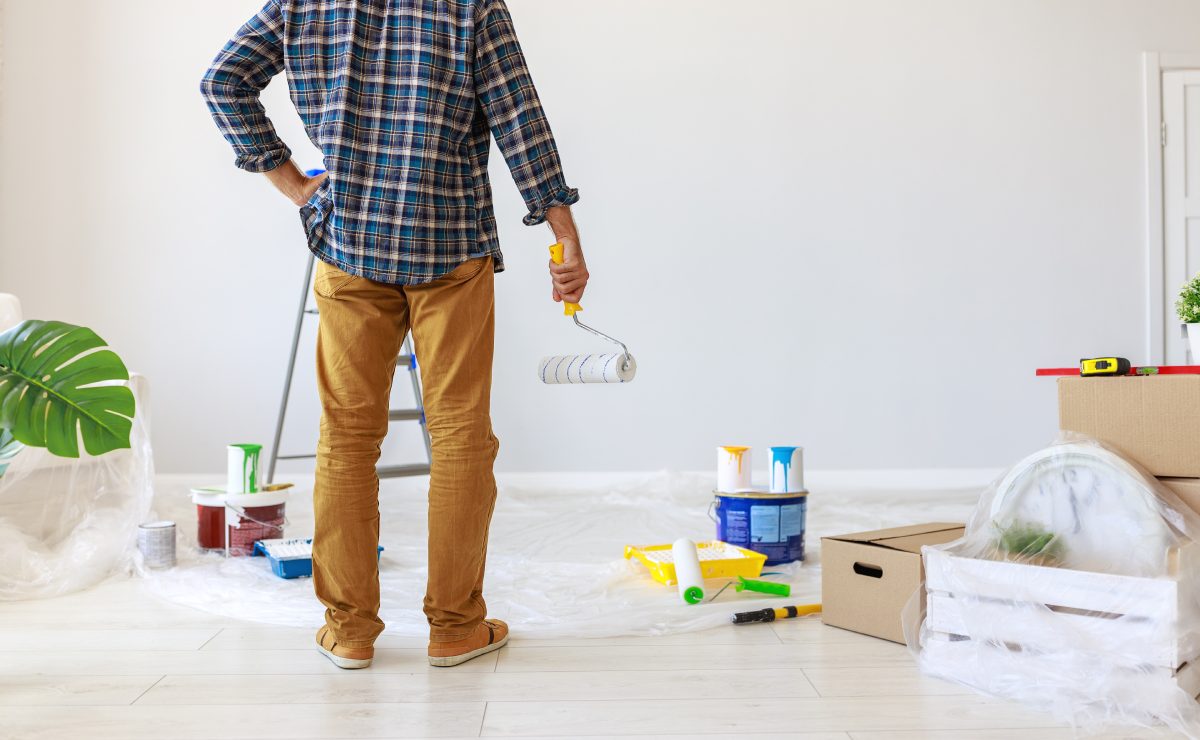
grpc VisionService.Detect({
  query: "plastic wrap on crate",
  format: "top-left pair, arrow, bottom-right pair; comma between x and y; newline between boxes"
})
905,434 -> 1200,735
0,375 -> 155,600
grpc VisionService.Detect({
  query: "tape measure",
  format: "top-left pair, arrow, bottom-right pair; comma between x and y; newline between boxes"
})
1036,363 -> 1200,377
1080,357 -> 1131,377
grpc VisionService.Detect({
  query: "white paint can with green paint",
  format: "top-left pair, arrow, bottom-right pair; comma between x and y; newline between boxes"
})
227,443 -> 262,494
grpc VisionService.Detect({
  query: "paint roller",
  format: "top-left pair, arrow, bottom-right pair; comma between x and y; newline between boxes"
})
672,538 -> 705,605
538,243 -> 637,384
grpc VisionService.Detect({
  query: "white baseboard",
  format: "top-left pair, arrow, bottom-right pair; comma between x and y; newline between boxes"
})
157,468 -> 1000,493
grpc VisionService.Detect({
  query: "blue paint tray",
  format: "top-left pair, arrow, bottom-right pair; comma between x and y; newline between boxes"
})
253,538 -> 384,579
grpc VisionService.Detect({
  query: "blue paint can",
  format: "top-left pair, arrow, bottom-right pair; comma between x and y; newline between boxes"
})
710,490 -> 807,565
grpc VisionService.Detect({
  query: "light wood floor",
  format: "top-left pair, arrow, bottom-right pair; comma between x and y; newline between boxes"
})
0,577 -> 1181,739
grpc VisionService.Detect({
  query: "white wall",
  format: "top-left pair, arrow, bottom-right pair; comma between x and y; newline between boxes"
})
3,0 -> 1197,474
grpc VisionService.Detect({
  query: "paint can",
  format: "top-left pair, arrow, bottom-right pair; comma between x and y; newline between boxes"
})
227,443 -> 263,494
717,445 -> 752,492
768,446 -> 804,493
224,492 -> 288,557
137,521 -> 176,568
711,490 -> 807,565
192,489 -> 289,556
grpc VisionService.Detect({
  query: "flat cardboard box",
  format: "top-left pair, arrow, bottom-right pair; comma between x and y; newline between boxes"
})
1058,375 -> 1200,478
821,522 -> 965,644
1161,477 -> 1200,518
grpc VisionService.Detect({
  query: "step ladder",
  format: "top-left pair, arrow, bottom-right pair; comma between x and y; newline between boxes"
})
266,253 -> 433,484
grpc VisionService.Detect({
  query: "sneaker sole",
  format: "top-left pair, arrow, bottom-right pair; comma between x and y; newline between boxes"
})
428,634 -> 509,667
317,644 -> 372,670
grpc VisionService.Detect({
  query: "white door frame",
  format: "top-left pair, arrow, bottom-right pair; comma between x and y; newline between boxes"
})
1144,52 -> 1200,363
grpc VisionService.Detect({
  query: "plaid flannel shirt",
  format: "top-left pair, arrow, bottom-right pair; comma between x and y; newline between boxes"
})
201,0 -> 578,285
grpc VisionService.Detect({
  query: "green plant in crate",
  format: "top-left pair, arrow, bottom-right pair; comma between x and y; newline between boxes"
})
0,320 -> 135,476
1180,274 -> 1200,363
996,521 -> 1064,564
1178,274 -> 1200,324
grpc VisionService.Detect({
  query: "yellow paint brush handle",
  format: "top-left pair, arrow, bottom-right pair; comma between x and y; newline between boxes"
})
548,243 -> 582,316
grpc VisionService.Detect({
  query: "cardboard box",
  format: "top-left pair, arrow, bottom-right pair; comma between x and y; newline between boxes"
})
821,522 -> 965,644
1058,375 -> 1200,478
1161,477 -> 1200,518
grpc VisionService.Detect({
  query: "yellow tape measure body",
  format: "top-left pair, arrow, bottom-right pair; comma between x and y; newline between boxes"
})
1080,357 -> 1131,377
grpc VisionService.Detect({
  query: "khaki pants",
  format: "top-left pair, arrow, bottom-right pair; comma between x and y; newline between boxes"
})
310,256 -> 499,646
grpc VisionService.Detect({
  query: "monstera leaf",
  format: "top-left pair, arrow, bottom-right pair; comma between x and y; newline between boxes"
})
0,320 -> 134,458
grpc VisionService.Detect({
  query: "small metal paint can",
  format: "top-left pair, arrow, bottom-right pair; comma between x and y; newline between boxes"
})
137,521 -> 177,569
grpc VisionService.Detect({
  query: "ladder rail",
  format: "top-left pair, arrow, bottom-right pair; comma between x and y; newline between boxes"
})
403,335 -> 434,463
267,254 -> 433,483
267,253 -> 316,485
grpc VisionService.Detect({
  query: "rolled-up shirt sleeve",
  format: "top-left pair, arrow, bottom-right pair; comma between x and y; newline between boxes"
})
473,0 -> 579,226
200,0 -> 292,173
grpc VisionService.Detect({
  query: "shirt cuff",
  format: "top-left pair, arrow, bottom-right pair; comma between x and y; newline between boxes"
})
523,186 -> 580,226
235,145 -> 293,173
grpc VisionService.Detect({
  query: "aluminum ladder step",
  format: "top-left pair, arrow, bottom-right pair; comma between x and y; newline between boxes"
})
389,408 -> 424,422
378,463 -> 432,478
272,457 -> 430,478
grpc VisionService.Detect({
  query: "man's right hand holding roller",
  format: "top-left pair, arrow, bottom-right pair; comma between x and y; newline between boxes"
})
546,206 -> 588,305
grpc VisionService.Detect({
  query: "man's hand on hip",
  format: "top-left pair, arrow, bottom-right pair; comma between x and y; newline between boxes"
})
263,159 -> 328,207
545,206 -> 588,305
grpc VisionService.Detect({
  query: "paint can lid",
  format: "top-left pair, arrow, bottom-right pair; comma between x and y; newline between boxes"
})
713,489 -> 808,499
139,521 -> 175,529
224,490 -> 290,508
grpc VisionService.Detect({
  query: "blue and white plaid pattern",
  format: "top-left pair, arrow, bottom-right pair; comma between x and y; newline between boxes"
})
201,0 -> 579,285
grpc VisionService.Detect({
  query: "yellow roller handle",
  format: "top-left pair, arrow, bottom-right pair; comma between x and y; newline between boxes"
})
549,243 -> 582,316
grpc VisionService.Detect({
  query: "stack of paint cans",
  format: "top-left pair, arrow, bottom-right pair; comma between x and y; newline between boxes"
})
192,443 -> 289,556
712,445 -> 807,565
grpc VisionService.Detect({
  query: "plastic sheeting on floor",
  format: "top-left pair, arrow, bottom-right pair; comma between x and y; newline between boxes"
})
140,471 -> 978,638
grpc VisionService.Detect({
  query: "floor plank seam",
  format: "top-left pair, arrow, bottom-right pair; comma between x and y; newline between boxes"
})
478,701 -> 489,737
196,628 -> 223,651
798,668 -> 824,698
127,675 -> 165,705
489,666 -> 910,674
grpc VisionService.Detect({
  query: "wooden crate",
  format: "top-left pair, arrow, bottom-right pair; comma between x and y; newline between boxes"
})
923,544 -> 1200,694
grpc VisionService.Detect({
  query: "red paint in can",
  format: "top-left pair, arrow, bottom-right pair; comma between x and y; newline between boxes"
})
197,502 -> 227,550
192,490 -> 289,556
227,503 -> 286,556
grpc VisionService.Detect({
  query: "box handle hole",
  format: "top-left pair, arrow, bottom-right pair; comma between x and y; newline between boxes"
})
853,562 -> 883,579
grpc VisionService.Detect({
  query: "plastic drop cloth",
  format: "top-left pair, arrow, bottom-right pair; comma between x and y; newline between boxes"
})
141,470 -> 977,638
0,375 -> 155,600
906,434 -> 1200,736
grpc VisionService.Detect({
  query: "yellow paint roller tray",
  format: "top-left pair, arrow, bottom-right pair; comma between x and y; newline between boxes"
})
624,541 -> 767,586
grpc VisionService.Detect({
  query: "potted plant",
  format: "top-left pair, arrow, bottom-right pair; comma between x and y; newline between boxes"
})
1178,273 -> 1200,364
995,521 -> 1064,567
0,320 -> 135,477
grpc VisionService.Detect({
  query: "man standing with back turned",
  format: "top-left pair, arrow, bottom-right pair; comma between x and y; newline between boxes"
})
201,0 -> 586,668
